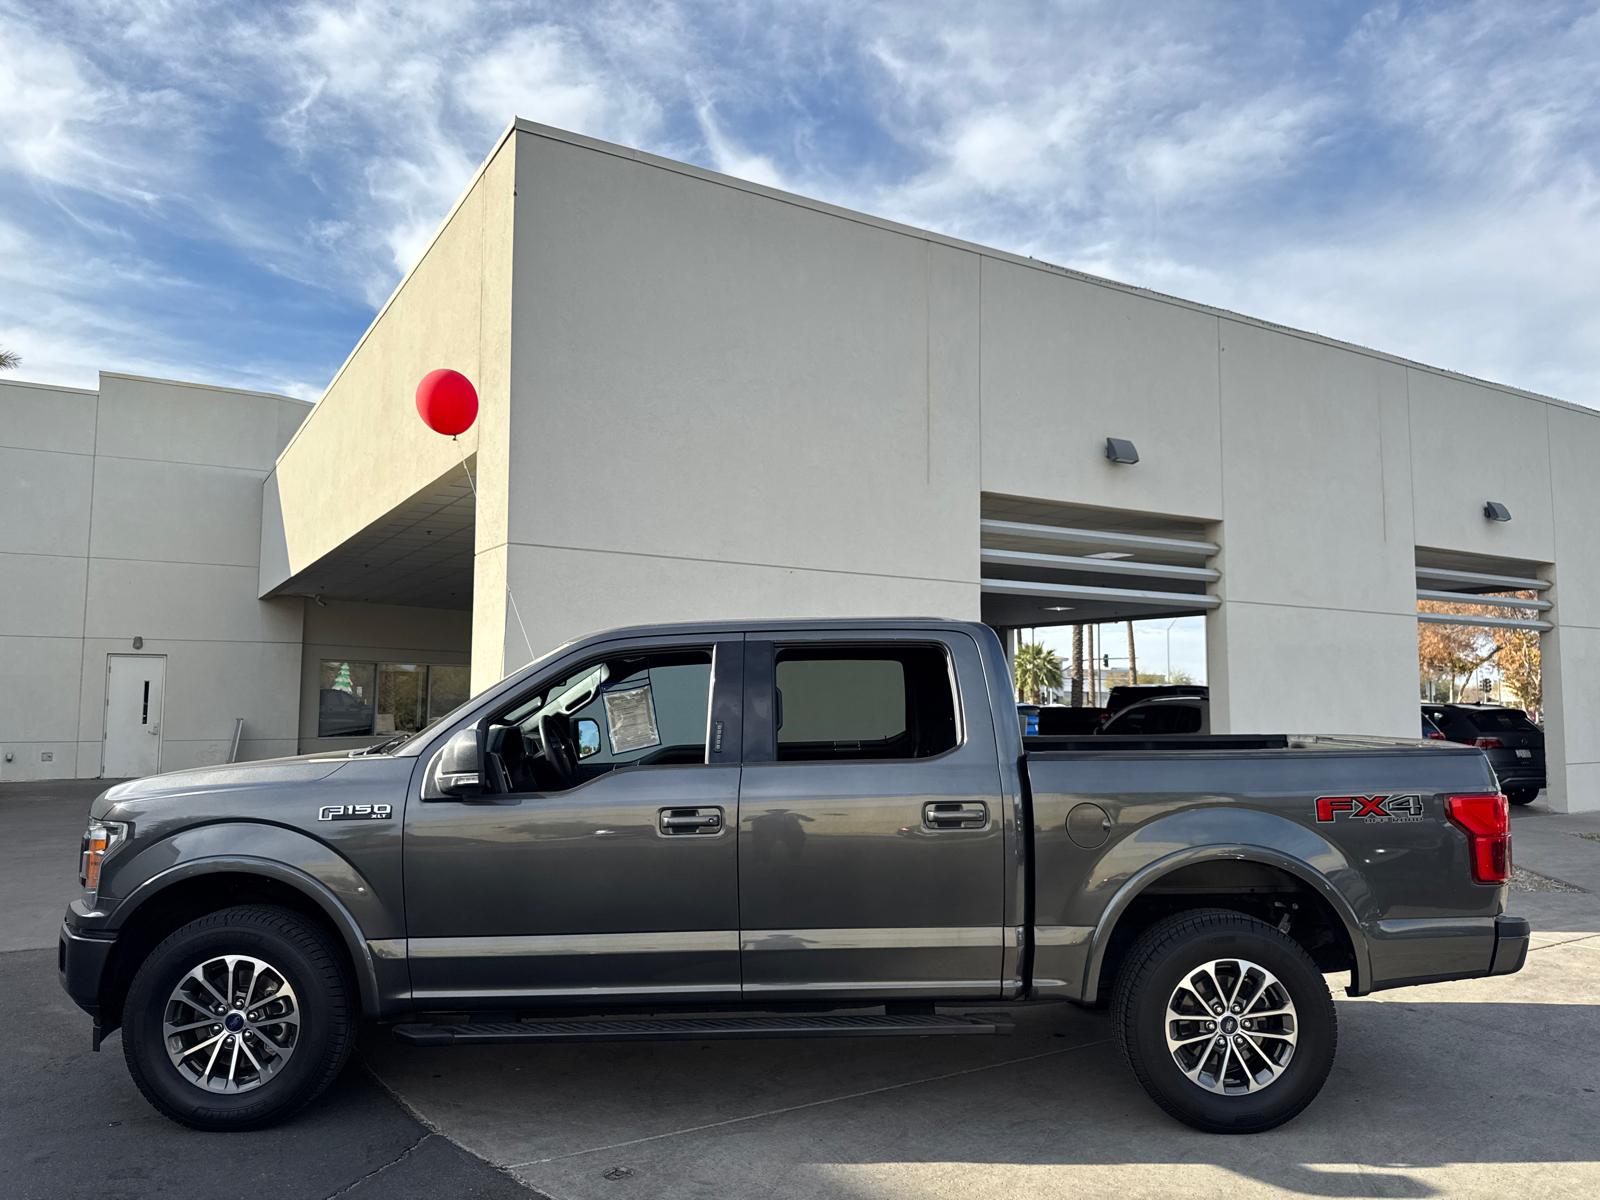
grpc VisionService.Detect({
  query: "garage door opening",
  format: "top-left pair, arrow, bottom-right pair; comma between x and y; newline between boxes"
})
1416,548 -> 1548,716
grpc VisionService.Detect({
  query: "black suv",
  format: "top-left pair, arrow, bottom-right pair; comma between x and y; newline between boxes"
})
1421,704 -> 1545,804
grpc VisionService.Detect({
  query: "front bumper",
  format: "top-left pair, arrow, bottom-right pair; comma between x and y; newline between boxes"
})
1489,913 -> 1530,976
58,920 -> 115,1018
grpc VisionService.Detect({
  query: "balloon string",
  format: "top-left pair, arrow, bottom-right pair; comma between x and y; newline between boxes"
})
454,436 -> 536,670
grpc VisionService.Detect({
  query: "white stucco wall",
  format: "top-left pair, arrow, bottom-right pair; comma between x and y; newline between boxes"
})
0,373 -> 310,780
483,122 -> 1599,809
490,129 -> 983,675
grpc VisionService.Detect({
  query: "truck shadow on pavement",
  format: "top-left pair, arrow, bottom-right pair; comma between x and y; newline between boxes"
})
357,991 -> 1600,1200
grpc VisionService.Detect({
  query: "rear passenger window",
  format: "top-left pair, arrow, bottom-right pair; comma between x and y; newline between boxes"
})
773,645 -> 959,762
1468,709 -> 1541,734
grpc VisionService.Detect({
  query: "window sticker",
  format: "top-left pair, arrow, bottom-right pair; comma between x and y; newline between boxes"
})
603,683 -> 661,754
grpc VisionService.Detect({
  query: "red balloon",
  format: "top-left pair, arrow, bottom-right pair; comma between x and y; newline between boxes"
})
415,369 -> 479,436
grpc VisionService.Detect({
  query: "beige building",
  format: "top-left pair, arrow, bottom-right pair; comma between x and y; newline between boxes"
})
4,119 -> 1595,810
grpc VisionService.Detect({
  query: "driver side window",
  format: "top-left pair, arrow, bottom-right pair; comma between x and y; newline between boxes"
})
488,648 -> 713,792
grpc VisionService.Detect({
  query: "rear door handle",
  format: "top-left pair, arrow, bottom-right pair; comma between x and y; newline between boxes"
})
659,807 -> 724,835
923,801 -> 988,830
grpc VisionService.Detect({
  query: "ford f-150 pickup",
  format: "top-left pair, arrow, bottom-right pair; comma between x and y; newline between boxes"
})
60,619 -> 1528,1134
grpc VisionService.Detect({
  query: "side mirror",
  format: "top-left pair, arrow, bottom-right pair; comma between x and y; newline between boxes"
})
434,728 -> 482,796
575,718 -> 601,759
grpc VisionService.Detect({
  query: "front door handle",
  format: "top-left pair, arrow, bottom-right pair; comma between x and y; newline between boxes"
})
659,806 -> 724,835
923,801 -> 988,830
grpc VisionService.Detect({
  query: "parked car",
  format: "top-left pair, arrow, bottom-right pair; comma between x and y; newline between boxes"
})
1099,694 -> 1210,735
1105,684 -> 1209,714
1036,704 -> 1107,735
61,619 -> 1527,1137
1420,704 -> 1545,805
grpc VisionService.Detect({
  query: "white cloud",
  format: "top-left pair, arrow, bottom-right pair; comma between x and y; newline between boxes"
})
693,100 -> 786,188
2,0 -> 1598,411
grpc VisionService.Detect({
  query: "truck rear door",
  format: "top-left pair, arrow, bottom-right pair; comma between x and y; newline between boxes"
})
736,630 -> 1008,999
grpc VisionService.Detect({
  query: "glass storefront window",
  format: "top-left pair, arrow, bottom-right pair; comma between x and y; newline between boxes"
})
427,664 -> 471,722
318,660 -> 469,739
376,663 -> 427,734
319,661 -> 376,738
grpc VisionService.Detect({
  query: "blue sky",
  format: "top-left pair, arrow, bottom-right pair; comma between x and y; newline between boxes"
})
3,0 -> 1599,417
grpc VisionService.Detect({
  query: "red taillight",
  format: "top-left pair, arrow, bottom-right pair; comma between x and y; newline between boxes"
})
1427,730 -> 1447,740
1470,737 -> 1504,749
1446,793 -> 1510,884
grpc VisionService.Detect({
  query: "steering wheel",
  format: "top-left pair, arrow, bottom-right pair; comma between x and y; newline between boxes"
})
539,713 -> 579,789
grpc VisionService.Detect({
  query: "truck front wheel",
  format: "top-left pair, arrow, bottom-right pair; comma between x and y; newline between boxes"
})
121,905 -> 354,1130
1111,908 -> 1337,1133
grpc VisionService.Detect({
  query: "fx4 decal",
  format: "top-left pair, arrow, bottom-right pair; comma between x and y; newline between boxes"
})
1315,794 -> 1425,823
318,803 -> 393,821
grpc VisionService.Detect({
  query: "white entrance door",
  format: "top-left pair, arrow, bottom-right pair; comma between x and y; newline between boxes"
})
105,655 -> 166,778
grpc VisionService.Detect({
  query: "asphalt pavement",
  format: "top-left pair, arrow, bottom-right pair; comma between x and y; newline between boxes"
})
0,780 -> 533,1200
6,779 -> 1599,1200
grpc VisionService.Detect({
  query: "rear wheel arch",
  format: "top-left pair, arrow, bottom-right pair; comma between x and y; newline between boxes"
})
1082,847 -> 1367,1005
99,863 -> 378,1035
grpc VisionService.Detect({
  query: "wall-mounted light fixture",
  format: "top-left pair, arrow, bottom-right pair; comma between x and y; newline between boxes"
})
1483,501 -> 1512,522
132,636 -> 143,649
1105,437 -> 1140,465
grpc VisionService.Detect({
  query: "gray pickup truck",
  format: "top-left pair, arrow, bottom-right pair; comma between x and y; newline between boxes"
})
60,619 -> 1528,1135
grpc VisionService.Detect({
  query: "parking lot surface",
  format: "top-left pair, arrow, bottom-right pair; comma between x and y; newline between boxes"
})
8,781 -> 1598,1199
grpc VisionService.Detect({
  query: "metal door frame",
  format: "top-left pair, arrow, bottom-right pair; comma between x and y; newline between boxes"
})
103,654 -> 167,778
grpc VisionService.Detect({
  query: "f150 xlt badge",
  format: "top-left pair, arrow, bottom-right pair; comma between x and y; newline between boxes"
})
1315,794 -> 1424,823
318,804 -> 393,821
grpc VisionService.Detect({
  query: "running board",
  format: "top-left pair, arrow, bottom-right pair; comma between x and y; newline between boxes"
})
391,1012 -> 1013,1047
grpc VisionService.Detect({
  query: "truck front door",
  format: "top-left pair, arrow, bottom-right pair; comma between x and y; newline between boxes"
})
403,637 -> 743,1007
737,631 -> 1009,1000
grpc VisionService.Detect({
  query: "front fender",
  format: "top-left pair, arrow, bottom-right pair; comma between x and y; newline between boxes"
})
82,823 -> 401,1018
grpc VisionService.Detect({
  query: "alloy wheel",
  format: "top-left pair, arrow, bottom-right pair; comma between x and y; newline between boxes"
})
161,954 -> 300,1093
1164,957 -> 1297,1094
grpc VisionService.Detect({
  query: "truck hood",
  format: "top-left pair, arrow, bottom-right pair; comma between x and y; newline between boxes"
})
90,751 -> 356,817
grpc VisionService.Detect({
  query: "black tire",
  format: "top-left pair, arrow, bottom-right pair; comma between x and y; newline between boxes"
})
1111,908 -> 1337,1134
1506,788 -> 1539,806
121,905 -> 354,1131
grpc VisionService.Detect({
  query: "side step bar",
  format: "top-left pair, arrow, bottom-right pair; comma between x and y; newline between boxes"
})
392,1012 -> 1013,1047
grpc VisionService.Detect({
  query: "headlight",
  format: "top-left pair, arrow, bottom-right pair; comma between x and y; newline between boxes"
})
79,820 -> 128,896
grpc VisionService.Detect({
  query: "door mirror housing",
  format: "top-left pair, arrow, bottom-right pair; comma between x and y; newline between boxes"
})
575,718 -> 602,759
432,728 -> 482,797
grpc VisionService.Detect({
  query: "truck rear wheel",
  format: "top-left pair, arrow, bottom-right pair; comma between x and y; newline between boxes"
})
1111,908 -> 1337,1133
121,905 -> 354,1131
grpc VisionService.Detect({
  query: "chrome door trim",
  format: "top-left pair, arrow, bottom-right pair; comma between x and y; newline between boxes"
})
408,931 -> 740,958
740,926 -> 1003,952
412,983 -> 744,1001
741,980 -> 999,994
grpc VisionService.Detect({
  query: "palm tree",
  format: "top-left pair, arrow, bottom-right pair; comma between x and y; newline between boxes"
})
0,349 -> 19,371
1014,642 -> 1063,704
